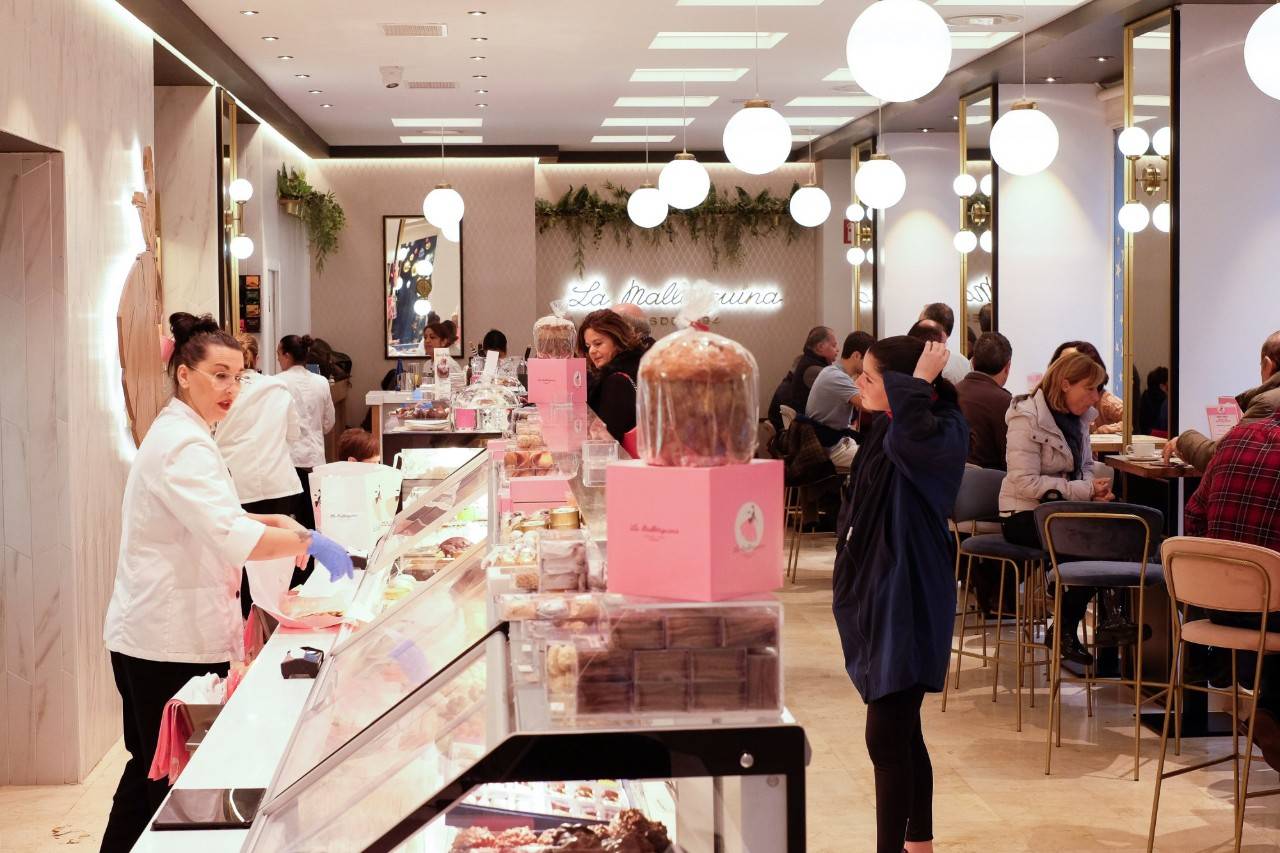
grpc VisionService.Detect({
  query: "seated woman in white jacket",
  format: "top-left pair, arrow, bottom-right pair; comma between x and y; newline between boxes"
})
999,351 -> 1114,666
101,314 -> 352,853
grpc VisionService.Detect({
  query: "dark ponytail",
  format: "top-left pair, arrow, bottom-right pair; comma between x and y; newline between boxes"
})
168,312 -> 238,378
868,335 -> 958,406
279,334 -> 313,364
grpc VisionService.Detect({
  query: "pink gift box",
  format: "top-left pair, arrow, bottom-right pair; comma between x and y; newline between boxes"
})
527,358 -> 588,404
605,459 -> 784,601
509,473 -> 572,504
538,406 -> 592,453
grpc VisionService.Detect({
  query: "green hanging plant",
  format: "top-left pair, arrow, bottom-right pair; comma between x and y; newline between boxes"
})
276,165 -> 347,272
535,181 -> 801,276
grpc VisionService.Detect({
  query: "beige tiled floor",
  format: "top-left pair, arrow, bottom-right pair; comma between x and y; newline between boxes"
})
2,540 -> 1278,852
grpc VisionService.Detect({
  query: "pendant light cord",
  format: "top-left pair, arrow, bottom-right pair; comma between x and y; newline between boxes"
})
440,122 -> 446,182
753,0 -> 760,97
877,103 -> 883,154
808,132 -> 816,185
1021,0 -> 1028,100
682,73 -> 689,153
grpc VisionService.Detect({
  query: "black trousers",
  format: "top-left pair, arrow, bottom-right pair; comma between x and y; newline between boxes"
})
293,467 -> 316,529
101,652 -> 230,853
239,492 -> 303,618
865,686 -> 933,852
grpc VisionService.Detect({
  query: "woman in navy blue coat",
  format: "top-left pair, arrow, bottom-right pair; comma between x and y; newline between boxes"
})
833,337 -> 968,853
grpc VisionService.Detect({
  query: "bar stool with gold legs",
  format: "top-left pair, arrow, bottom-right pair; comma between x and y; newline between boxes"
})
1039,501 -> 1171,781
1148,537 -> 1280,853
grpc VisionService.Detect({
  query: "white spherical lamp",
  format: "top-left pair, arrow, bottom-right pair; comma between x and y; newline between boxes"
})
953,174 -> 977,197
413,258 -> 434,277
845,202 -> 866,222
1117,126 -> 1151,158
854,154 -> 906,210
866,248 -> 876,264
846,0 -> 952,103
953,230 -> 978,254
1152,126 -> 1172,158
980,173 -> 993,196
722,99 -> 792,175
1152,201 -> 1171,233
228,178 -> 254,203
1246,5 -> 1280,100
423,184 -> 465,227
846,247 -> 866,265
789,185 -> 832,227
658,153 -> 710,209
229,234 -> 254,260
979,230 -> 993,253
1118,201 -> 1150,233
440,219 -> 460,243
413,298 -> 431,317
990,101 -> 1059,176
627,184 -> 668,229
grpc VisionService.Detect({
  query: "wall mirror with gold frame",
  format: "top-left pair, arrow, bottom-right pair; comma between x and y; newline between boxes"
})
217,89 -> 240,331
1121,10 -> 1176,443
384,215 -> 464,359
851,137 -> 878,337
958,85 -> 997,357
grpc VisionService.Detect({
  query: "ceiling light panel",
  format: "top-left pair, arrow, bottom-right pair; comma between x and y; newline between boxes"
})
677,0 -> 821,4
792,133 -> 818,142
786,95 -> 878,107
783,116 -> 853,126
1134,32 -> 1171,50
649,32 -> 787,50
591,135 -> 677,143
602,117 -> 695,127
630,67 -> 749,82
933,0 -> 1084,5
822,68 -> 856,82
1133,95 -> 1171,107
399,135 -> 484,143
950,32 -> 1018,50
392,118 -> 484,127
614,96 -> 718,107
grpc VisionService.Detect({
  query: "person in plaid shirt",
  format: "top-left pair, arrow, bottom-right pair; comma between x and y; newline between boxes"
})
1184,409 -> 1280,769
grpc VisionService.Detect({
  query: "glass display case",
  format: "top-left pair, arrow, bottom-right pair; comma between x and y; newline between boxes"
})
392,446 -> 485,505
247,632 -> 806,853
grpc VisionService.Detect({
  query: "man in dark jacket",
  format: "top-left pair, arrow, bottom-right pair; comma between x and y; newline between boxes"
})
767,326 -> 837,432
956,332 -> 1013,470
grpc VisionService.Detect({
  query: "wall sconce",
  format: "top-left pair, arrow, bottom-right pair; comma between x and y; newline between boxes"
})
1116,126 -> 1171,233
227,178 -> 255,259
844,203 -> 875,265
953,174 -> 992,253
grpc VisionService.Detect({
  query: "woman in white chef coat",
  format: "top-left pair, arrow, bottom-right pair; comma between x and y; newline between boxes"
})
101,314 -> 353,853
216,333 -> 305,615
277,333 -> 335,529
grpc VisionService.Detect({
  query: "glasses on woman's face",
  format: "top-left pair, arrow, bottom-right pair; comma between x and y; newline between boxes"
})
192,367 -> 245,390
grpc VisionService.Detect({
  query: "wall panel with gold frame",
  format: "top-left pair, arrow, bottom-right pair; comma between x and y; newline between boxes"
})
850,138 -> 878,337
217,89 -> 241,332
957,85 -> 997,357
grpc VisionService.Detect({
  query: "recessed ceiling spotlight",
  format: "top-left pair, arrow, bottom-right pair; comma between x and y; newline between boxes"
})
952,114 -> 959,120
1044,76 -> 1058,82
471,36 -> 487,42
475,88 -> 488,94
277,54 -> 294,60
261,35 -> 279,41
308,89 -> 323,94
469,55 -> 486,61
240,10 -> 259,16
921,127 -> 932,133
321,103 -> 333,108
1093,55 -> 1112,62
475,103 -> 488,108
294,73 -> 310,78
468,9 -> 486,15
473,74 -> 488,79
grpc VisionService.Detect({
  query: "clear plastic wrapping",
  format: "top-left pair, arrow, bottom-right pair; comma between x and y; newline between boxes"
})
637,329 -> 760,467
533,314 -> 578,359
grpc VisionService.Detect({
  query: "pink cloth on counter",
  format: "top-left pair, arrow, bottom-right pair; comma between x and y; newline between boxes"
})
147,699 -> 194,784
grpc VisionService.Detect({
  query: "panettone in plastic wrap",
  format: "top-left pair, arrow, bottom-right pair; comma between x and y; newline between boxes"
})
637,329 -> 759,467
533,315 -> 578,359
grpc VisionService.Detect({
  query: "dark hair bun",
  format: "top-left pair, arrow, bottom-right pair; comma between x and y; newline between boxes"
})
169,312 -> 220,347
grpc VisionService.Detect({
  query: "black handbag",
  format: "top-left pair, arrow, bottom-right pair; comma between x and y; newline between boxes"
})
1000,489 -> 1064,548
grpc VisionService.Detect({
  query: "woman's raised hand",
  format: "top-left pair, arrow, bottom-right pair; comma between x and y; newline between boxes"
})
913,341 -> 950,383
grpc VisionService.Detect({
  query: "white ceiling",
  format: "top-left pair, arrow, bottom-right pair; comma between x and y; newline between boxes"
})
184,0 -> 1097,151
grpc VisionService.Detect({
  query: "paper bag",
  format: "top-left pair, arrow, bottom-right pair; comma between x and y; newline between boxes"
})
309,461 -> 404,553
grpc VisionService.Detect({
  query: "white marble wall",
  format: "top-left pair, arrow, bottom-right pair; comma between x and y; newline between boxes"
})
155,86 -> 220,320
1,0 -> 154,782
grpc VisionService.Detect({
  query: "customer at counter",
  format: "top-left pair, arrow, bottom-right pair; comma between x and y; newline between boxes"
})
579,309 -> 646,444
1000,352 -> 1114,666
1164,330 -> 1280,470
339,427 -> 381,463
956,332 -> 1013,470
1050,341 -> 1123,434
100,314 -> 353,853
278,334 -> 335,529
480,328 -> 508,358
833,337 -> 967,853
424,319 -> 459,351
611,302 -> 656,351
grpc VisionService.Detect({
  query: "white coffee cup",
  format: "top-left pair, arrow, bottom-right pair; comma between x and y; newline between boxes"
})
1126,439 -> 1156,459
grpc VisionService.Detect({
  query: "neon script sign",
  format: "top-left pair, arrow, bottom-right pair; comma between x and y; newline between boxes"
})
563,277 -> 785,314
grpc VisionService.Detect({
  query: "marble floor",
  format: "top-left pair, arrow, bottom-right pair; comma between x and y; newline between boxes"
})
1,540 -> 1277,852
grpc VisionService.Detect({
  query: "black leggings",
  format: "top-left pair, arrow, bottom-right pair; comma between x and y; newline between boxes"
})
865,686 -> 933,852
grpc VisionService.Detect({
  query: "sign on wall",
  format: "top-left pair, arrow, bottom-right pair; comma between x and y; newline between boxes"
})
563,276 -> 784,324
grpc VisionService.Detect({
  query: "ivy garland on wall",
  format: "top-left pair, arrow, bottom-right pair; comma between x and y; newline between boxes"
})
534,182 -> 802,276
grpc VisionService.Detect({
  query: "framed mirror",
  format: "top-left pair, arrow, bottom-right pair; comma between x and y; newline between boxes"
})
851,137 -> 878,337
384,216 -> 464,359
958,85 -> 997,357
1121,10 -> 1176,442
217,89 -> 240,331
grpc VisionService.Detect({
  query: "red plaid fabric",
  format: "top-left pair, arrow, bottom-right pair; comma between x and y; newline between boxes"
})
1184,412 -> 1280,549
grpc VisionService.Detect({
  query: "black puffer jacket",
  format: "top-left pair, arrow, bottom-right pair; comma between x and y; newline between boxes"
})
587,348 -> 645,443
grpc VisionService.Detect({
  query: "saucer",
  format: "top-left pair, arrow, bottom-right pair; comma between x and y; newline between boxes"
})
1124,453 -> 1161,462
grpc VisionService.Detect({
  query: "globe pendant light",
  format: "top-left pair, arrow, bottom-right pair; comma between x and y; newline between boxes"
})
789,133 -> 832,227
846,0 -> 952,103
953,230 -> 978,254
1117,201 -> 1150,233
1117,126 -> 1151,158
991,100 -> 1059,176
441,219 -> 460,243
855,153 -> 906,211
723,0 -> 792,175
229,234 -> 255,260
1245,4 -> 1280,100
953,174 -> 977,197
659,77 -> 711,209
422,126 -> 465,229
846,247 -> 866,265
628,127 -> 668,229
845,202 -> 866,222
1151,202 -> 1171,233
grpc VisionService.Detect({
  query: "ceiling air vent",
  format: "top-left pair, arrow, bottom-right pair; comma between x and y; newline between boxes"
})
407,81 -> 457,90
380,22 -> 448,37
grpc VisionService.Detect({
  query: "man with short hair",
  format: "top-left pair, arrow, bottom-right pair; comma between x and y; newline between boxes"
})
908,320 -> 947,344
956,332 -> 1014,470
919,302 -> 975,385
611,302 -> 655,351
805,332 -> 874,468
1166,330 -> 1280,469
768,325 -> 838,432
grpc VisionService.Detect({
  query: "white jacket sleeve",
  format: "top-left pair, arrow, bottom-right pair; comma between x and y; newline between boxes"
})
1004,414 -> 1094,503
285,389 -> 302,444
162,441 -> 268,567
321,380 -> 336,434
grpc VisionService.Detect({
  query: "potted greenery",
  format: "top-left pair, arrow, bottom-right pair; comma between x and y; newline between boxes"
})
276,165 -> 347,271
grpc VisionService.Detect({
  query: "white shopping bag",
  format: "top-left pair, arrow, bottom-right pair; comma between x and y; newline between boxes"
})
309,461 -> 403,553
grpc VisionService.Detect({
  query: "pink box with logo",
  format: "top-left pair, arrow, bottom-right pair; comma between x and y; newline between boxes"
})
527,358 -> 588,404
605,459 -> 784,601
509,473 -> 573,505
537,404 -> 593,453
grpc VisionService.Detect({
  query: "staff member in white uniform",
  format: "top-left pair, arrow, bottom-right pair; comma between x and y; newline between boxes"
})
216,333 -> 305,616
277,333 -> 335,529
101,314 -> 353,853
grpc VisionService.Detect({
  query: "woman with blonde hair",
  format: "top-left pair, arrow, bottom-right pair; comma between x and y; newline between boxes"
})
1000,351 -> 1115,665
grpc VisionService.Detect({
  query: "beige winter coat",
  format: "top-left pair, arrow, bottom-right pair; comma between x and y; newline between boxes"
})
999,389 -> 1098,513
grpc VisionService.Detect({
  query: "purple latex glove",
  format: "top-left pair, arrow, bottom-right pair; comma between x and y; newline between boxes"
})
306,531 -> 354,581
